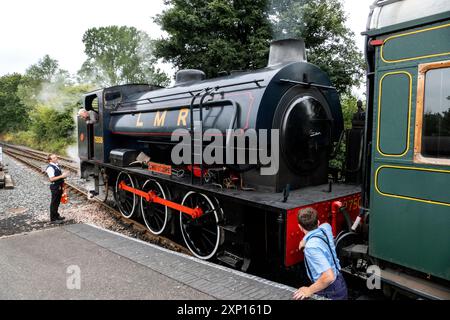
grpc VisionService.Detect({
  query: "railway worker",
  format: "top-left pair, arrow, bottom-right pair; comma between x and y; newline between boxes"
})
46,154 -> 68,223
293,207 -> 348,300
77,107 -> 98,124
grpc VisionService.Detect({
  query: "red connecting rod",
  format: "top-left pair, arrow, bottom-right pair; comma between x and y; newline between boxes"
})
118,181 -> 203,219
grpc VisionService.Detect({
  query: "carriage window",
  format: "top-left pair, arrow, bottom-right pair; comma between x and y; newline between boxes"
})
421,67 -> 450,159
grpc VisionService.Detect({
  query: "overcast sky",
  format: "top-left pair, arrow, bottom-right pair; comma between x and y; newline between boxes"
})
0,0 -> 373,88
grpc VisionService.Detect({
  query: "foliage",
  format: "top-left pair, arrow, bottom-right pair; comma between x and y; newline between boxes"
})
79,26 -> 169,87
329,94 -> 363,171
154,0 -> 272,78
30,104 -> 76,150
341,94 -> 359,129
156,0 -> 364,94
2,101 -> 79,155
423,107 -> 450,136
0,73 -> 30,133
16,55 -> 71,110
269,0 -> 365,94
0,54 -> 93,155
24,54 -> 61,83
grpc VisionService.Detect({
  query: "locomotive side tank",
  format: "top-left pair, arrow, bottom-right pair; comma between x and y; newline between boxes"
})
96,39 -> 344,192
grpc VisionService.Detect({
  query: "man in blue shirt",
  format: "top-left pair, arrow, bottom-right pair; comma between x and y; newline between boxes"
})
293,207 -> 348,300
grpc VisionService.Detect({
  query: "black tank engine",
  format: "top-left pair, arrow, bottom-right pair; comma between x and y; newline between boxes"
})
78,39 -> 360,274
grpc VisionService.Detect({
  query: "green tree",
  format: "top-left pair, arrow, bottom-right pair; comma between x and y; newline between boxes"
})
17,55 -> 70,109
156,0 -> 363,94
341,94 -> 359,129
24,54 -> 60,83
0,73 -> 30,133
79,26 -> 169,87
9,83 -> 92,154
270,0 -> 365,94
154,0 -> 272,78
2,55 -> 92,155
30,105 -> 75,146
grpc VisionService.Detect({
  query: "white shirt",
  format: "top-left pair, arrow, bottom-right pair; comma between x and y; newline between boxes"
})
86,110 -> 99,124
46,162 -> 61,179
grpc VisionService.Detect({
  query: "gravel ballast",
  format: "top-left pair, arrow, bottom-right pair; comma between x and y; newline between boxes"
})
0,154 -> 134,237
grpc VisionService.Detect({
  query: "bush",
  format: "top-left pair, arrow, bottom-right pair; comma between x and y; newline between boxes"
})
329,94 -> 362,174
2,105 -> 77,155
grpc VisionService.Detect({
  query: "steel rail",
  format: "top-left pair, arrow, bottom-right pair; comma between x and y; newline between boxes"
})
2,148 -> 190,255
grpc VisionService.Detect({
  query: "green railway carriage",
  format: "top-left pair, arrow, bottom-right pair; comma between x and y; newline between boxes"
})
361,0 -> 450,297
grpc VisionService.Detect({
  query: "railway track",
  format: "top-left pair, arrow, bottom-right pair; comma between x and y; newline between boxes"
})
1,143 -> 191,255
2,143 -> 78,173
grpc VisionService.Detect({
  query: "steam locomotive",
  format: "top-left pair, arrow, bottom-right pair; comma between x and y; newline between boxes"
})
78,0 -> 450,299
78,38 -> 361,273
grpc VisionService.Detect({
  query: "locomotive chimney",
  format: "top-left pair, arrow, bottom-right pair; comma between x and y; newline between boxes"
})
268,38 -> 307,67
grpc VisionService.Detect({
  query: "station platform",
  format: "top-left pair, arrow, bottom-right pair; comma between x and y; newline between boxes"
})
0,223 -> 298,300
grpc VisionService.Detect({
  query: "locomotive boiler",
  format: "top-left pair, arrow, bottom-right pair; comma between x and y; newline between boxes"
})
78,39 -> 361,274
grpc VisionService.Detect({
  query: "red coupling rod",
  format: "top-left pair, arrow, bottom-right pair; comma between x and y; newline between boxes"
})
118,181 -> 203,219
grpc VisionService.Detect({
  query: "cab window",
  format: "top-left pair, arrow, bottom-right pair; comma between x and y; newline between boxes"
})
85,94 -> 99,112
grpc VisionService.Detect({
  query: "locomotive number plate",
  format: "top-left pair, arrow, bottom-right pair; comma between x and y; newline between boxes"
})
148,162 -> 172,176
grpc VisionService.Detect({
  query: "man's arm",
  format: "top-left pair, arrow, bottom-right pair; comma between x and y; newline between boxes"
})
293,245 -> 334,300
293,268 -> 334,300
48,171 -> 68,182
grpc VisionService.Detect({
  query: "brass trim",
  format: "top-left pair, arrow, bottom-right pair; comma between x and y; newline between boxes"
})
414,60 -> 450,166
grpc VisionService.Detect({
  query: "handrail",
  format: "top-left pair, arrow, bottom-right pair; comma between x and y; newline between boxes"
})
279,79 -> 336,90
198,89 -> 213,185
189,89 -> 208,184
108,79 -> 265,111
110,98 -> 239,187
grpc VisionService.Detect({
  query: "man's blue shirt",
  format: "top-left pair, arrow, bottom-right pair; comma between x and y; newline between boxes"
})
303,223 -> 341,283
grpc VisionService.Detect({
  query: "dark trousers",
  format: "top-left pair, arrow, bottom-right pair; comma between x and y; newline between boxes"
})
316,273 -> 348,300
50,186 -> 63,220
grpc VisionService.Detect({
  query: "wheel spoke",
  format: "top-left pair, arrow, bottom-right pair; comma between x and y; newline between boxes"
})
202,228 -> 217,236
154,206 -> 165,215
124,200 -> 132,212
201,233 -> 215,247
141,180 -> 169,235
153,210 -> 165,224
198,236 -> 208,254
180,192 -> 222,260
114,172 -> 137,218
152,215 -> 162,229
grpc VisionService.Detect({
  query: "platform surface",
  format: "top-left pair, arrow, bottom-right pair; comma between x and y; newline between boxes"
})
0,223 -> 297,300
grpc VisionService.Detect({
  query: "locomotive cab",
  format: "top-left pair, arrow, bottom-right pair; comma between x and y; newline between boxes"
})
78,91 -> 101,161
78,84 -> 163,163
